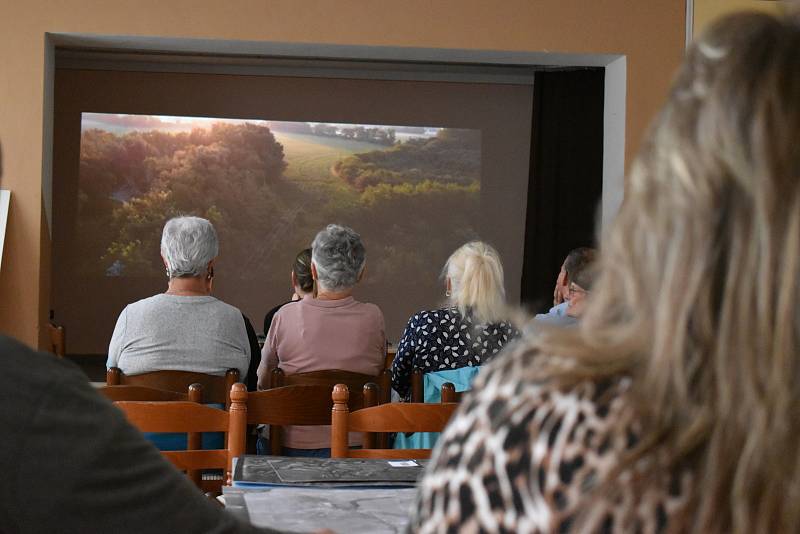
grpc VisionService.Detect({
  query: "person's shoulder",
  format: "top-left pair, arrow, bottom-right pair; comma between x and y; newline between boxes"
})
413,338 -> 636,532
351,300 -> 384,318
123,294 -> 164,313
205,297 -> 248,319
266,300 -> 293,317
408,307 -> 456,324
468,339 -> 629,425
0,335 -> 94,401
274,299 -> 303,318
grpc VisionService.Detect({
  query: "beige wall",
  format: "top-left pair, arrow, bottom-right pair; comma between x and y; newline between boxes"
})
694,0 -> 788,36
0,0 -> 686,349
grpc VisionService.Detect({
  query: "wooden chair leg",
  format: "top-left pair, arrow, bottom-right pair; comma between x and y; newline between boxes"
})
269,425 -> 282,456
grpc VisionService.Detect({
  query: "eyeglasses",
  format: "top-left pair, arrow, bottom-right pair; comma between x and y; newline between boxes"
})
568,284 -> 587,296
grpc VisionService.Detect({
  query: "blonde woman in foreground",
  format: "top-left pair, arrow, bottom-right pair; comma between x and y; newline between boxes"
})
411,11 -> 800,534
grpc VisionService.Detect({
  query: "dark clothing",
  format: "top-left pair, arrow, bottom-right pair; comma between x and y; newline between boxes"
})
391,307 -> 520,399
242,314 -> 260,391
262,301 -> 292,337
0,335 -> 276,534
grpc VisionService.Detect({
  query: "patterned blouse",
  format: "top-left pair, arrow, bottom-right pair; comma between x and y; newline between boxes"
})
390,307 -> 520,399
408,341 -> 691,533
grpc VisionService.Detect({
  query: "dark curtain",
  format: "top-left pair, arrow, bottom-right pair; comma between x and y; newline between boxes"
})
520,68 -> 605,313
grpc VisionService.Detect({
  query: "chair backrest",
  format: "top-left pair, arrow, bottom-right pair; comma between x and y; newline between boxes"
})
331,384 -> 458,459
412,369 -> 461,402
115,383 -> 247,492
47,322 -> 66,357
98,383 -> 203,403
441,383 -> 461,403
247,383 -> 378,426
265,369 -> 385,453
107,367 -> 239,409
384,345 -> 396,371
411,367 -> 478,403
271,368 -> 391,405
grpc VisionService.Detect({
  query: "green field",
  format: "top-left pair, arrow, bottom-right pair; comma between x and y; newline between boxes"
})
274,132 -> 387,186
272,132 -> 398,211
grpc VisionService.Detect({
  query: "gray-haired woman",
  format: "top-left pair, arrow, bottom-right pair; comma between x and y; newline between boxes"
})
107,216 -> 257,388
257,224 -> 386,457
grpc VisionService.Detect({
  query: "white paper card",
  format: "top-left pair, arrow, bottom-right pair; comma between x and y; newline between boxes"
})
388,460 -> 418,467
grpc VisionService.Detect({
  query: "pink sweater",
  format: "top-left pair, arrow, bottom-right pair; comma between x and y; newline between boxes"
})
257,295 -> 386,449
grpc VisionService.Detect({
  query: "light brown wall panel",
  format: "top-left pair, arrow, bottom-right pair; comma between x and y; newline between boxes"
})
0,0 -> 686,347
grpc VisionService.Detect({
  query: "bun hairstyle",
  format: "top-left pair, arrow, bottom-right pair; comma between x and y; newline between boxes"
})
292,248 -> 313,293
444,241 -> 507,324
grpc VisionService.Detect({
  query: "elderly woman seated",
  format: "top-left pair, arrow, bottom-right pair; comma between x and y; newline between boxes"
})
391,241 -> 520,400
107,216 -> 255,387
257,224 -> 386,457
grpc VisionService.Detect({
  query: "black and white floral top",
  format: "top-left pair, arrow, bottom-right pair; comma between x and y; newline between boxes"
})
390,307 -> 520,398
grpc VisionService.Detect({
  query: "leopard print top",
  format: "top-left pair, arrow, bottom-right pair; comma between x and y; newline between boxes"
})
409,342 -> 691,533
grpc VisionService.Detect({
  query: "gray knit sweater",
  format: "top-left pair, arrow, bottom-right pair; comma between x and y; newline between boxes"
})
107,293 -> 250,378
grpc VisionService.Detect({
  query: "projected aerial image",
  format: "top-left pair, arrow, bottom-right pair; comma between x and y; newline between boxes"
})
77,113 -> 481,314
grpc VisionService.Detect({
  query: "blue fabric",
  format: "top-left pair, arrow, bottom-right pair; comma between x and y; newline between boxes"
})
393,367 -> 481,450
143,403 -> 225,451
533,301 -> 578,326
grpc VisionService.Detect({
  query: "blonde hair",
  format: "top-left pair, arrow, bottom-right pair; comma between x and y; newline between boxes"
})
444,241 -> 507,324
532,11 -> 800,533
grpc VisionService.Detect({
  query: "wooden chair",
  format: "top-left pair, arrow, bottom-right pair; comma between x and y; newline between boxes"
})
331,384 -> 458,459
384,345 -> 396,371
98,383 -> 203,403
47,322 -> 66,357
248,383 -> 379,455
410,368 -> 467,403
271,367 -> 391,403
115,383 -> 247,494
268,368 -> 389,451
107,367 -> 239,409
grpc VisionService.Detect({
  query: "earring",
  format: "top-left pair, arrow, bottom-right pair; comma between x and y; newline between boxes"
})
206,267 -> 214,280
445,289 -> 451,297
165,267 -> 171,279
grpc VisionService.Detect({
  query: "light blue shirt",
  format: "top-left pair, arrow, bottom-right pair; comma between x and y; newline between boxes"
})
533,301 -> 577,327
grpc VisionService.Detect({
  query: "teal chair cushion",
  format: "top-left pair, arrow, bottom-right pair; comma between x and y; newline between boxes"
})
393,367 -> 481,450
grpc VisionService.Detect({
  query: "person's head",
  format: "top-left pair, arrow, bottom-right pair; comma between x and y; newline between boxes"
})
557,247 -> 596,302
310,224 -> 366,294
564,249 -> 596,318
160,216 -> 218,279
291,248 -> 313,296
541,12 -> 800,533
444,241 -> 506,324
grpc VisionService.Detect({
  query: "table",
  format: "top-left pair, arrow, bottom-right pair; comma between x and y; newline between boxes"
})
225,456 -> 424,533
225,486 -> 417,533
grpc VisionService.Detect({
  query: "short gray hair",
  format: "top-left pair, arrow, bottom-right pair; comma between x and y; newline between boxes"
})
311,224 -> 366,291
160,216 -> 219,278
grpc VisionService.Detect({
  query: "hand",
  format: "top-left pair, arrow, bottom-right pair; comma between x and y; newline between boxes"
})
553,284 -> 563,306
553,266 -> 567,306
